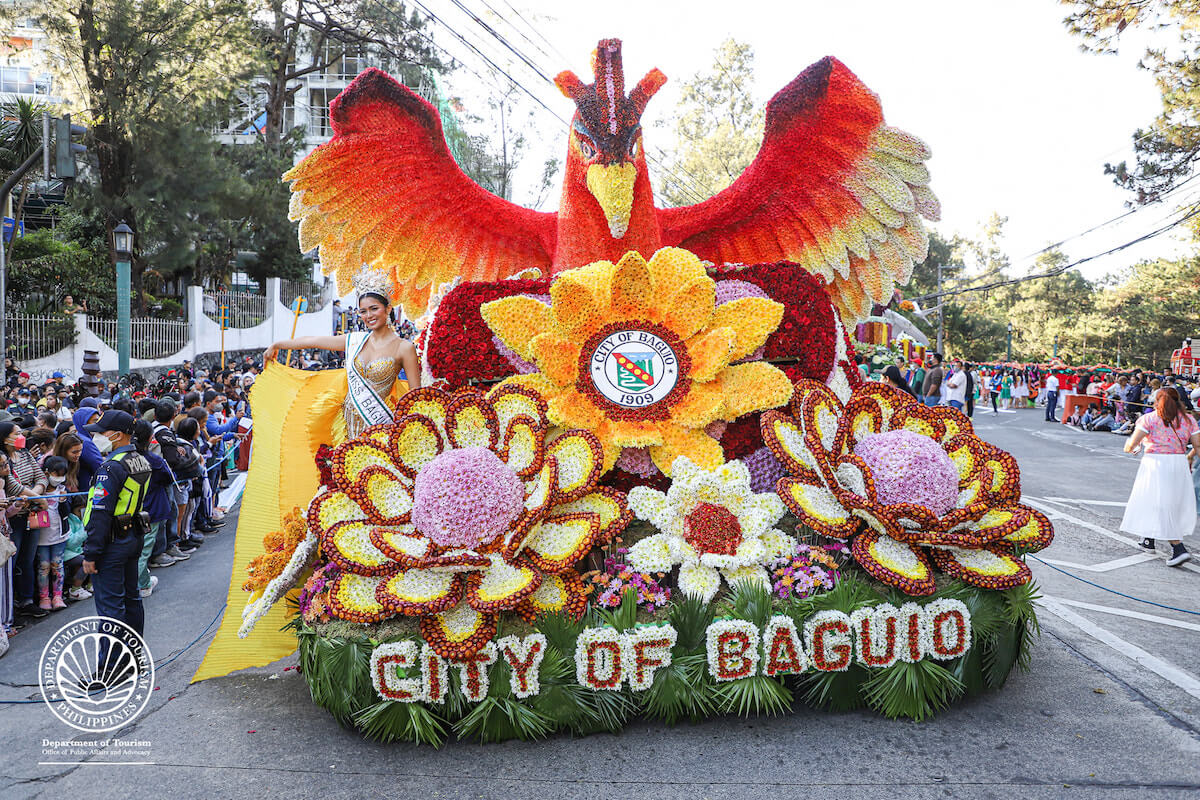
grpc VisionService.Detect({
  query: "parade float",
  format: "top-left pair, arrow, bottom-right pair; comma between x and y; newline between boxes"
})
194,40 -> 1052,745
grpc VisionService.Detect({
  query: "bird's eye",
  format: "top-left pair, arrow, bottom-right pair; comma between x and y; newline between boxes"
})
577,136 -> 596,159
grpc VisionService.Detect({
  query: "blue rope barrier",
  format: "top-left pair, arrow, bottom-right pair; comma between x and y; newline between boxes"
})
1029,554 -> 1200,616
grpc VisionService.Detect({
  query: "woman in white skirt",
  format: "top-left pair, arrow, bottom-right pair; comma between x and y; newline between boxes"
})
1121,388 -> 1197,566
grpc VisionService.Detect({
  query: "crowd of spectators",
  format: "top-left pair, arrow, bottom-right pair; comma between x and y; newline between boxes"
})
862,351 -> 1200,435
0,357 -> 257,652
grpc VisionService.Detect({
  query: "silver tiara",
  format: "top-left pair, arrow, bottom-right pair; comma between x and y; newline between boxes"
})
352,265 -> 392,300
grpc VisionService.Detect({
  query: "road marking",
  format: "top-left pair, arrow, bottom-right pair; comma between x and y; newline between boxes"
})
1042,595 -> 1200,632
1023,497 -> 1200,575
1037,553 -> 1158,572
1029,429 -> 1134,460
1038,597 -> 1200,701
1043,497 -> 1127,508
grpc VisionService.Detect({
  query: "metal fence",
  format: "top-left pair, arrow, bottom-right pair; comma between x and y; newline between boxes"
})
279,278 -> 329,312
4,313 -> 77,361
203,291 -> 268,328
89,317 -> 190,360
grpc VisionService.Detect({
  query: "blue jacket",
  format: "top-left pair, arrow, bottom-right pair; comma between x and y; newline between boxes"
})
206,412 -> 239,459
72,408 -> 103,489
142,449 -> 175,523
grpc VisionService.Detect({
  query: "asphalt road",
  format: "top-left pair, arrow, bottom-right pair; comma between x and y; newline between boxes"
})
1,407 -> 1198,799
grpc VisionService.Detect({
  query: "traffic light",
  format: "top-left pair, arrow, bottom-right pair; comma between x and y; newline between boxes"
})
54,114 -> 87,180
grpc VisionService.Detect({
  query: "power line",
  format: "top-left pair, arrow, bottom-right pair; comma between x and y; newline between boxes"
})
479,0 -> 563,67
495,0 -> 571,64
444,1 -> 710,206
1018,171 -> 1200,260
910,202 -> 1200,304
445,0 -> 553,83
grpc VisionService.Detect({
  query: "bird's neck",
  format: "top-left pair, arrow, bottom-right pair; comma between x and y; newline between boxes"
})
551,162 -> 661,272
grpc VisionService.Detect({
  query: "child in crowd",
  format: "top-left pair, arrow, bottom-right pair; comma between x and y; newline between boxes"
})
35,456 -> 71,611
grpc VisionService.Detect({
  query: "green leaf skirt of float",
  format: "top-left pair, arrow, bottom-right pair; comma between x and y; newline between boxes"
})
286,573 -> 1041,747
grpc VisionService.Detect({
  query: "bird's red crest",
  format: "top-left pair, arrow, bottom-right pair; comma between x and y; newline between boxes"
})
554,38 -> 665,164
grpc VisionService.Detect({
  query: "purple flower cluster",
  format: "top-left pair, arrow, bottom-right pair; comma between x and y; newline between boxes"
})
768,541 -> 847,600
412,446 -> 525,548
298,562 -> 339,622
594,547 -> 671,610
852,429 -> 959,515
741,445 -> 786,494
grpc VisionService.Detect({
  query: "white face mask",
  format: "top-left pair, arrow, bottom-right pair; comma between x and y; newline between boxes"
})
48,475 -> 66,486
94,433 -> 113,455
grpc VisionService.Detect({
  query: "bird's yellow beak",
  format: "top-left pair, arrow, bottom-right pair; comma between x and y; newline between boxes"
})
586,163 -> 636,239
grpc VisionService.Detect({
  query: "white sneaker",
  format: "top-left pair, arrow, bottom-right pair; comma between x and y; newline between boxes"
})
139,575 -> 159,598
1166,549 -> 1192,567
67,586 -> 93,601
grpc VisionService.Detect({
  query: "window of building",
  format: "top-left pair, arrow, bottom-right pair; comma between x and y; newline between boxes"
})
0,66 -> 37,94
309,88 -> 337,137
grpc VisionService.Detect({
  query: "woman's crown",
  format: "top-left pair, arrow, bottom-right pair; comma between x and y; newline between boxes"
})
352,266 -> 392,300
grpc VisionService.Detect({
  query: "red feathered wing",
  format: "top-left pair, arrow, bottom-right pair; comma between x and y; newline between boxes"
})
657,57 -> 940,321
285,69 -> 556,318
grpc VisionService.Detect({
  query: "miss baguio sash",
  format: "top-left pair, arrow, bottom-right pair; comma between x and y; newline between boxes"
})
346,332 -> 394,427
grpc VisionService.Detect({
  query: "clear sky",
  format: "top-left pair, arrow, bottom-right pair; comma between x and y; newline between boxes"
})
432,0 -> 1186,283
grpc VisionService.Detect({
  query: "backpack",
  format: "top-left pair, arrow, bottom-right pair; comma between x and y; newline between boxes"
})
152,423 -> 203,480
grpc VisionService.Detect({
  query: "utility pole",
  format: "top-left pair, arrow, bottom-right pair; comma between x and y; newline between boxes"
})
936,261 -> 944,355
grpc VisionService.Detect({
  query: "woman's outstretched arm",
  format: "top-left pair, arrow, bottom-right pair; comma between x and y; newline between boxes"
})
263,334 -> 348,363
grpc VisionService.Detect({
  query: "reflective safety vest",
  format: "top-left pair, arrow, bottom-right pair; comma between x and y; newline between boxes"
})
82,450 -> 152,526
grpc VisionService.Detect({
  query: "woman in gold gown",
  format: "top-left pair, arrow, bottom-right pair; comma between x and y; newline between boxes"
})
263,291 -> 420,436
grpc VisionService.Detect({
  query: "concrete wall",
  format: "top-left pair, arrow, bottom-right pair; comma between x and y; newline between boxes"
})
19,278 -> 335,382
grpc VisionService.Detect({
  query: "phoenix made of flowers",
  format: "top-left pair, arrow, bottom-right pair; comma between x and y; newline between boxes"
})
285,39 -> 939,322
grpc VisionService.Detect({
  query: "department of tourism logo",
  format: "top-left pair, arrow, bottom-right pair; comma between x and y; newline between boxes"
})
40,617 -> 154,733
589,329 -> 680,408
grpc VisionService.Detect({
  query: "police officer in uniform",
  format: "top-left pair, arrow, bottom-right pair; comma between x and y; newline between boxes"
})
82,410 -> 153,637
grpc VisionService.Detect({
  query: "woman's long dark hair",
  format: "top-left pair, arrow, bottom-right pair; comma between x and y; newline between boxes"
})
0,420 -> 16,456
52,432 -> 83,492
882,365 -> 916,397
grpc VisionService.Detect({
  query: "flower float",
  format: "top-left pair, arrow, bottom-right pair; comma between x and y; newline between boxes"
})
310,385 -> 631,657
761,379 -> 1053,595
626,456 -> 797,602
481,247 -> 794,476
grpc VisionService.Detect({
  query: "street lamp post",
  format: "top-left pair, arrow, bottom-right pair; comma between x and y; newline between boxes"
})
1053,335 -> 1059,359
1006,321 -> 1013,363
112,221 -> 134,377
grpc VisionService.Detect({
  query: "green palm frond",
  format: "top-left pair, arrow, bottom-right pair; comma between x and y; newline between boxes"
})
861,659 -> 965,721
715,673 -> 793,717
354,699 -> 449,746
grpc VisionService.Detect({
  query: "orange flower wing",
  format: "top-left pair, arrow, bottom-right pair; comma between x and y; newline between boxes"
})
285,69 -> 557,318
657,57 -> 937,322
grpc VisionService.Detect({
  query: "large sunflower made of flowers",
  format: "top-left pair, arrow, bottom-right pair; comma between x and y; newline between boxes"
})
310,385 -> 630,658
481,247 -> 794,476
760,379 -> 1053,595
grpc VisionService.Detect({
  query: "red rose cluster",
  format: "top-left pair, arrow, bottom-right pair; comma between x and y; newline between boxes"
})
424,277 -> 551,388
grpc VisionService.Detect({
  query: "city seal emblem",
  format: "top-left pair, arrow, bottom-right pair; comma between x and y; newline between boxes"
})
588,328 -> 680,408
40,616 -> 155,733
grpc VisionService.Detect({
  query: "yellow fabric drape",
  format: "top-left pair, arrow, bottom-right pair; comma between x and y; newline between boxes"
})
193,360 -> 408,682
193,363 -> 333,681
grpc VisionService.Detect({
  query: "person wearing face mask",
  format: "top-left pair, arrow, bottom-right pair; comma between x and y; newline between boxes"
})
81,411 -> 152,643
35,456 -> 71,611
0,421 -> 48,617
72,407 -> 104,490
